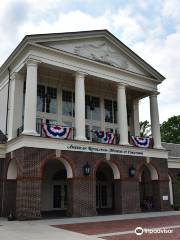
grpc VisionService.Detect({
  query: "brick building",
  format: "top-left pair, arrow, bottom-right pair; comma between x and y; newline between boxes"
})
0,30 -> 179,220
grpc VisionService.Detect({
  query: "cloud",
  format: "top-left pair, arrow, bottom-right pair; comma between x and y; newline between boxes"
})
162,0 -> 180,21
134,28 -> 180,122
0,0 -> 180,123
18,10 -> 110,38
112,7 -> 145,44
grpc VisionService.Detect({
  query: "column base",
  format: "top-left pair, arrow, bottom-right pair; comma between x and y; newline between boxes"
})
74,136 -> 88,141
153,145 -> 164,150
22,130 -> 40,136
119,142 -> 130,145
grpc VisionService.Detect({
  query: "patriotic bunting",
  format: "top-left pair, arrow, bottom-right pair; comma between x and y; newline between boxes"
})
41,123 -> 72,139
92,130 -> 115,144
131,136 -> 152,148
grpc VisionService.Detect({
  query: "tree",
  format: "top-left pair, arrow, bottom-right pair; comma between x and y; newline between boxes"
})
160,115 -> 180,143
139,120 -> 151,137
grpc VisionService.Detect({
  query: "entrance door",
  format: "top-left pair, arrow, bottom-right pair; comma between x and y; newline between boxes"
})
96,182 -> 114,212
53,184 -> 67,209
96,183 -> 108,208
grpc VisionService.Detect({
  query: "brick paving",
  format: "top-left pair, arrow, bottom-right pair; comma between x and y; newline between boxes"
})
54,215 -> 180,234
53,215 -> 180,239
104,228 -> 180,240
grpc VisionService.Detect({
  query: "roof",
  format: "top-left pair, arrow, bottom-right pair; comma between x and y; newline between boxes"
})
0,29 -> 165,82
162,142 -> 180,158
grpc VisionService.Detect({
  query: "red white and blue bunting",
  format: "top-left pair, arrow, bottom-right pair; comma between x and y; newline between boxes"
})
92,130 -> 115,144
41,123 -> 72,139
131,136 -> 152,148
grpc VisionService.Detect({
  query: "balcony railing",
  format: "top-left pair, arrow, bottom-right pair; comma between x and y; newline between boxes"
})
17,123 -> 154,148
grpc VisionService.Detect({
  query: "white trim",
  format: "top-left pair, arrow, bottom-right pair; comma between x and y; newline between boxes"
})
0,30 -> 164,82
28,44 -> 158,92
169,175 -> 174,205
139,163 -> 159,181
7,159 -> 17,180
168,156 -> 180,168
0,145 -> 6,158
6,135 -> 168,159
108,161 -> 120,179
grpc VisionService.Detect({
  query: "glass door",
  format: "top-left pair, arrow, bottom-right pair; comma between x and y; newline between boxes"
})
96,183 -> 108,209
53,184 -> 67,209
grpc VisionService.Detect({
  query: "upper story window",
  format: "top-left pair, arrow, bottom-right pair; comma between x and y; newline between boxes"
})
62,90 -> 75,117
37,85 -> 57,114
104,99 -> 117,124
46,87 -> 57,113
37,85 -> 45,112
85,95 -> 100,121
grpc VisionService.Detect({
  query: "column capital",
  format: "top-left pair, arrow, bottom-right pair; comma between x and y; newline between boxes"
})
75,71 -> 88,78
117,83 -> 128,90
149,91 -> 160,98
25,58 -> 41,67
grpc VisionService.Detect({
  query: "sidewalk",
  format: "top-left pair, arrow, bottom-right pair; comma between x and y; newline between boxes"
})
0,211 -> 180,240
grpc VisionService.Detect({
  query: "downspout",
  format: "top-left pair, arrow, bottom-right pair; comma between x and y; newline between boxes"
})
5,67 -> 11,137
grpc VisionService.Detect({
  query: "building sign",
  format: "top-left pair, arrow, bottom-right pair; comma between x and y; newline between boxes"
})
162,195 -> 169,201
66,144 -> 144,157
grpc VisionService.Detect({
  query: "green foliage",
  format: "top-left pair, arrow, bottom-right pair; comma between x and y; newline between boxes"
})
160,115 -> 180,143
172,204 -> 180,211
139,120 -> 151,137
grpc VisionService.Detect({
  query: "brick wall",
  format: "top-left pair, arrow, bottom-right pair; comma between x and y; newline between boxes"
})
169,168 -> 180,206
0,147 -> 171,219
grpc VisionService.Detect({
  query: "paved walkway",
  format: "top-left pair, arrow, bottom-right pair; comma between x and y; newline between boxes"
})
0,211 -> 180,240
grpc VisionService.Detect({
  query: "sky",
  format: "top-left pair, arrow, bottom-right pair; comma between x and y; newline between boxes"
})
0,0 -> 180,123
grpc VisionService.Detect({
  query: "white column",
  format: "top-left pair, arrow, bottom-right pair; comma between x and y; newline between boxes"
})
133,98 -> 140,136
100,97 -> 105,131
74,72 -> 87,141
57,82 -> 61,124
22,59 -> 39,136
7,73 -> 16,140
117,84 -> 129,145
8,73 -> 24,140
150,92 -> 162,149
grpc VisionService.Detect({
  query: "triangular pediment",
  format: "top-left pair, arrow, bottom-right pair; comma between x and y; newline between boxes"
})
38,36 -> 152,77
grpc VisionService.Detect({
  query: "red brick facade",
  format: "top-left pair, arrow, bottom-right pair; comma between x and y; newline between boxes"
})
0,147 -> 175,220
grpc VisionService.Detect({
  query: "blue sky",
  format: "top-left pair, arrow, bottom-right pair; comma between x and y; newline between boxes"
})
0,0 -> 180,123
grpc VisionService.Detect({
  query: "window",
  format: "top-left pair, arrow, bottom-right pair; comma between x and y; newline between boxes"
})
36,118 -> 43,134
113,101 -> 117,123
62,90 -> 75,117
85,95 -> 100,121
37,85 -> 57,114
85,125 -> 91,140
37,85 -> 45,112
104,99 -> 117,123
46,87 -> 57,113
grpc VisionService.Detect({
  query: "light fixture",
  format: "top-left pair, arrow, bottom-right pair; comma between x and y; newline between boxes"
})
129,166 -> 136,177
83,162 -> 91,176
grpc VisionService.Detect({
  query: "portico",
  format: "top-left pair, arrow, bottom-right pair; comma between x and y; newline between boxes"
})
16,58 -> 163,149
